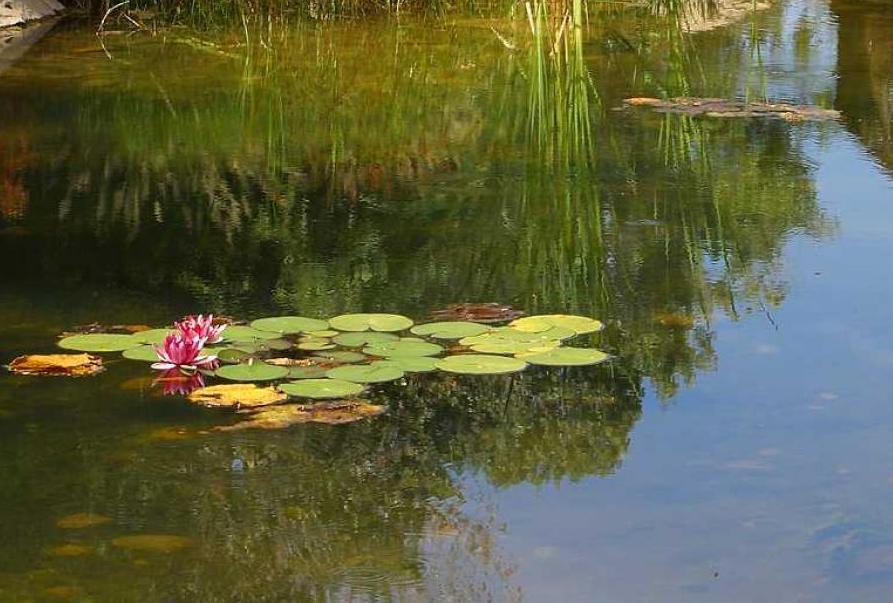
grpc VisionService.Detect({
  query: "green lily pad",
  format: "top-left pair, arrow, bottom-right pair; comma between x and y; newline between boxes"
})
372,357 -> 439,373
223,326 -> 283,342
250,316 -> 329,334
518,347 -> 610,366
122,346 -> 161,362
216,348 -> 254,364
258,338 -> 293,351
469,340 -> 560,355
58,333 -> 141,353
510,314 -> 604,335
132,329 -> 176,345
313,350 -> 368,363
215,361 -> 289,382
460,326 -> 574,347
435,354 -> 527,375
308,330 -> 339,338
288,365 -> 330,379
410,321 -> 490,339
363,340 -> 443,358
279,379 -> 365,399
329,313 -> 414,332
297,338 -> 336,351
332,332 -> 400,347
326,364 -> 405,383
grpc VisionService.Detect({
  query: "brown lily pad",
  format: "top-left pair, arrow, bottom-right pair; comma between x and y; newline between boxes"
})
56,513 -> 112,529
622,97 -> 840,121
8,354 -> 103,377
111,534 -> 192,553
216,401 -> 386,431
430,303 -> 525,324
47,544 -> 91,557
186,383 -> 287,410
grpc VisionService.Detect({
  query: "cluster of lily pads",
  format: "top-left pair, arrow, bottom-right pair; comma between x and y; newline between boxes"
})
30,311 -> 611,428
53,312 -> 608,402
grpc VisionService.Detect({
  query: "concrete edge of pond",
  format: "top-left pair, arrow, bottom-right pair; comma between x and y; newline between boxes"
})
0,0 -> 64,29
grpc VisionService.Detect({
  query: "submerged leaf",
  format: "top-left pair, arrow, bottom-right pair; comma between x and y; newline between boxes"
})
56,513 -> 112,529
279,379 -> 365,399
8,354 -> 103,377
186,383 -> 287,409
435,354 -> 527,375
111,535 -> 192,553
47,544 -> 91,557
329,313 -> 413,332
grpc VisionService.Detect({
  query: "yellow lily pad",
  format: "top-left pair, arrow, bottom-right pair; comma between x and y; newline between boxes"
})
509,314 -> 603,335
8,354 -> 103,377
186,384 -> 287,410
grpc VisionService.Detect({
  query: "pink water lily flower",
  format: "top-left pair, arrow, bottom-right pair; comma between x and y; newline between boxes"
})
152,333 -> 218,372
175,314 -> 226,344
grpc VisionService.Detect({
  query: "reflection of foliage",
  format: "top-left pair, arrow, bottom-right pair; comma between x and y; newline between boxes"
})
0,358 -> 631,600
0,14 -> 832,401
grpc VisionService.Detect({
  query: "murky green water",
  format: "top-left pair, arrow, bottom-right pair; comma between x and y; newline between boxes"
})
1,0 -> 892,600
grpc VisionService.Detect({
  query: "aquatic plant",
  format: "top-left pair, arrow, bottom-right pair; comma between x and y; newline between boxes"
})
151,333 -> 219,372
175,314 -> 227,344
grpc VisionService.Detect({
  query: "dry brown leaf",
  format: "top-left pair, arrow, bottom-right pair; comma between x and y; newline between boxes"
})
216,400 -> 386,431
8,354 -> 103,377
186,383 -> 287,410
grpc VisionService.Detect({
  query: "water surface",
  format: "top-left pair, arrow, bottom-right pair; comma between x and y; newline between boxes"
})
1,0 -> 893,600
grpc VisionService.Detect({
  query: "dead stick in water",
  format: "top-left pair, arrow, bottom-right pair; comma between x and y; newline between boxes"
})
97,1 -> 130,34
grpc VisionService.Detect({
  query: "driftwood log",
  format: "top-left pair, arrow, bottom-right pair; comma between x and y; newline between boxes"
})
622,97 -> 841,122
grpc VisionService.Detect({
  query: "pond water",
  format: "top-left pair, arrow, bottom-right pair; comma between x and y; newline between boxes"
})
1,0 -> 893,600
